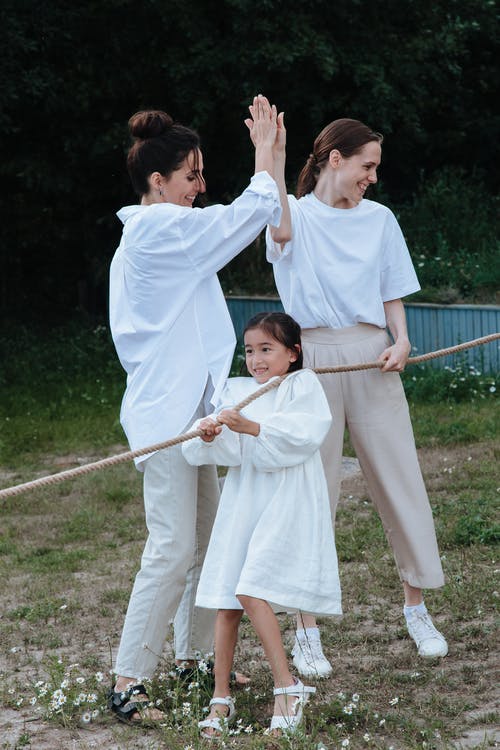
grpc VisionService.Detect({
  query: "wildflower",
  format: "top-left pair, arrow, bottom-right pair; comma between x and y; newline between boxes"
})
182,701 -> 191,716
389,696 -> 399,706
379,717 -> 386,726
244,725 -> 253,734
92,709 -> 99,719
342,740 -> 350,748
94,671 -> 104,683
87,693 -> 98,703
198,659 -> 210,674
10,647 -> 20,653
60,679 -> 69,689
76,677 -> 85,684
59,604 -> 68,610
490,386 -> 496,393
81,711 -> 92,724
16,698 -> 24,707
337,691 -> 346,700
363,733 -> 370,741
30,696 -> 37,705
352,693 -> 360,702
342,704 -> 353,715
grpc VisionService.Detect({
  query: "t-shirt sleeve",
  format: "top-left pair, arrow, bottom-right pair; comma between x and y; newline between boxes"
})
250,370 -> 332,472
380,212 -> 421,301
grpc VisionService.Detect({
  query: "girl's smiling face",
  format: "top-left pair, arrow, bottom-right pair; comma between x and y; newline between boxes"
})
244,328 -> 299,384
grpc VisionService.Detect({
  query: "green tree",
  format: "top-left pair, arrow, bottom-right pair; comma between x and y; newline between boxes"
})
0,0 -> 498,319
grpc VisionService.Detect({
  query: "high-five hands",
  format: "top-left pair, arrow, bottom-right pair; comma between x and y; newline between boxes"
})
244,94 -> 277,148
244,95 -> 285,153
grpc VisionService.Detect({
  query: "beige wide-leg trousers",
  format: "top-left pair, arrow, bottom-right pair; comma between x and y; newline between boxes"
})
115,408 -> 219,679
302,324 -> 444,589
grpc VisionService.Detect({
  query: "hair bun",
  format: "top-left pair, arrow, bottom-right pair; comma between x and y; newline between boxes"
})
128,110 -> 173,140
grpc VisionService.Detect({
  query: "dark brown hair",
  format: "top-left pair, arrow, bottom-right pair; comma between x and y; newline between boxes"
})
243,312 -> 303,373
296,118 -> 383,198
126,109 -> 201,196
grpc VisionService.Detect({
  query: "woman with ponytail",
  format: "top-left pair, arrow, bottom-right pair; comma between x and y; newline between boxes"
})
265,115 -> 447,678
108,96 -> 282,724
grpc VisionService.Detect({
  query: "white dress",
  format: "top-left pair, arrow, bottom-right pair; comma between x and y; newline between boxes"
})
182,369 -> 342,616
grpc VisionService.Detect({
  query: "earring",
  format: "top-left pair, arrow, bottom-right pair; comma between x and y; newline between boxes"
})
159,187 -> 163,197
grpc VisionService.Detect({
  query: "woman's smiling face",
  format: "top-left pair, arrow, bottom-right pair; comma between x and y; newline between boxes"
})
333,140 -> 381,208
161,149 -> 206,207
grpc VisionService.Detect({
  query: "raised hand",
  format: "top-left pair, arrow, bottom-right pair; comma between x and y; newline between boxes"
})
244,94 -> 278,149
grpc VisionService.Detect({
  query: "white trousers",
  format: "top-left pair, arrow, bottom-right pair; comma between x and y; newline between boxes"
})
114,436 -> 219,679
302,324 -> 444,590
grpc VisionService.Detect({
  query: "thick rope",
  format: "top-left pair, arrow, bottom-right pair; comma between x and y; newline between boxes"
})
0,332 -> 498,500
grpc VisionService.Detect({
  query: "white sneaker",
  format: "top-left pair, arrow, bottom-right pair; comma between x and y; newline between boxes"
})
405,611 -> 448,658
291,636 -> 333,678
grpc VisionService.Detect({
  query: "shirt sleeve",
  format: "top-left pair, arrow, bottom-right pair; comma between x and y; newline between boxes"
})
380,211 -> 421,300
176,172 -> 281,278
250,371 -> 332,472
181,417 -> 242,467
265,194 -> 297,263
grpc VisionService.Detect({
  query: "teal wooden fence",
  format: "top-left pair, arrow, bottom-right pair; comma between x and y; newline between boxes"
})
225,297 -> 500,373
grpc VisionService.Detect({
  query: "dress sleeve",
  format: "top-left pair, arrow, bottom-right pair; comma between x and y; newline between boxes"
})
250,371 -> 332,472
181,417 -> 242,467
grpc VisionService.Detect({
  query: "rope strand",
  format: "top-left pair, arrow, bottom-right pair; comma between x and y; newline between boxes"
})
0,332 -> 498,500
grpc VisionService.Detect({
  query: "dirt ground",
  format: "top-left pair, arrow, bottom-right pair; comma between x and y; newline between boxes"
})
1,449 -> 498,750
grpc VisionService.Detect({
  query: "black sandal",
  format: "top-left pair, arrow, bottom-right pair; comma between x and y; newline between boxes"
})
108,683 -> 156,724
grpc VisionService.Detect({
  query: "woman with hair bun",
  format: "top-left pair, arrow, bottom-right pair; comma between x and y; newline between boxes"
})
265,116 -> 447,679
108,96 -> 282,724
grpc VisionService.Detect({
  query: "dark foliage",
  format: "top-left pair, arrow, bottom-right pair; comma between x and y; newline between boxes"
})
1,0 -> 498,320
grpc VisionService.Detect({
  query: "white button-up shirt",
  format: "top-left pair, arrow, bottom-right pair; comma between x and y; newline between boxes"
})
110,171 -> 281,466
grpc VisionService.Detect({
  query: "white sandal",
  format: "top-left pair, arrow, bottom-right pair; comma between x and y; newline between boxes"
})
199,695 -> 236,739
269,679 -> 316,734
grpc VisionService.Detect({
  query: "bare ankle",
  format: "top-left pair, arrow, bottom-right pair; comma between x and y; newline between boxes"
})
114,676 -> 139,692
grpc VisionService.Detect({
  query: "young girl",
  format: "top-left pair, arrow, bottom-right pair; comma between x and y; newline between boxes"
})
182,312 -> 342,737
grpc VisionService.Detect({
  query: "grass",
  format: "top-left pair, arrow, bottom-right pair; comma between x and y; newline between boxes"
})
0,322 -> 498,748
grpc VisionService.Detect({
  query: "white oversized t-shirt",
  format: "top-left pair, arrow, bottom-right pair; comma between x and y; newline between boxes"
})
110,171 -> 281,466
266,192 -> 420,329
